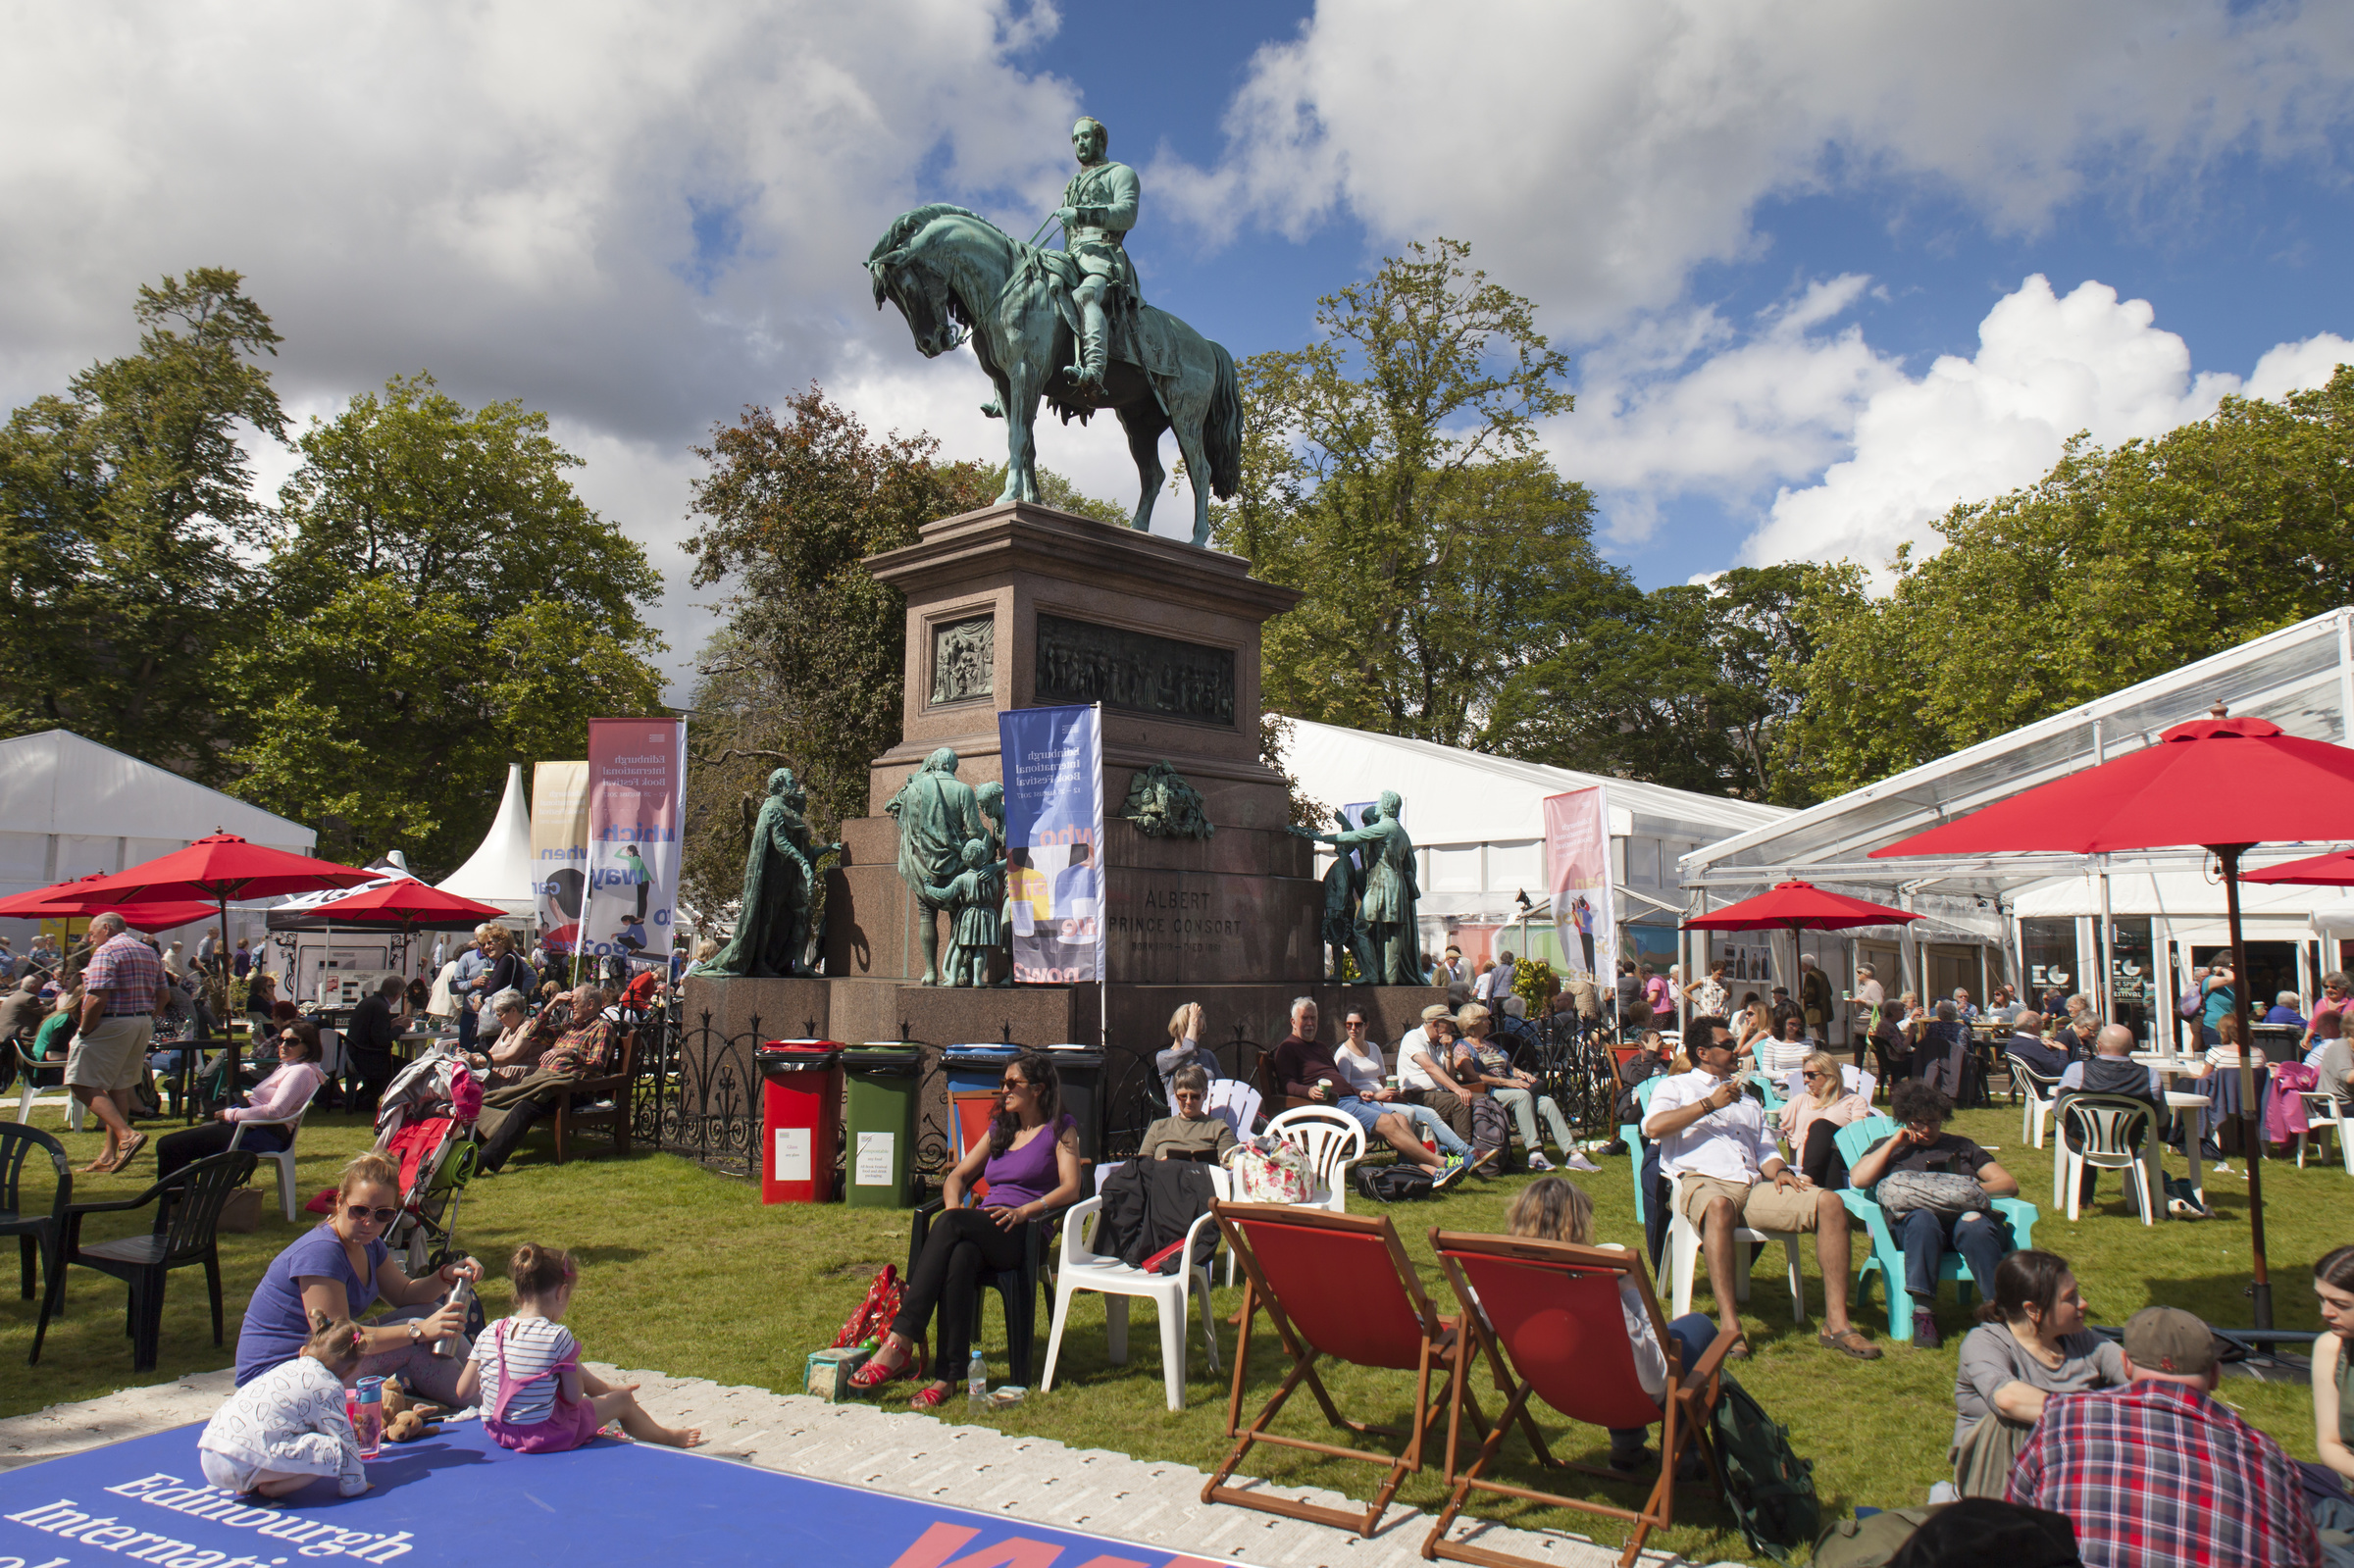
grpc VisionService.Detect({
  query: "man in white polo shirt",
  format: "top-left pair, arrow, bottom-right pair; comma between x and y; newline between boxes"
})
1396,1002 -> 1473,1145
1643,1014 -> 1881,1360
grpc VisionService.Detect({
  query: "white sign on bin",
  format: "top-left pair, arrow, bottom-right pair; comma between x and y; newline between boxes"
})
774,1127 -> 812,1184
854,1131 -> 895,1186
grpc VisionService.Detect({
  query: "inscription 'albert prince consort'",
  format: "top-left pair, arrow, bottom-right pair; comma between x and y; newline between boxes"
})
1034,614 -> 1234,726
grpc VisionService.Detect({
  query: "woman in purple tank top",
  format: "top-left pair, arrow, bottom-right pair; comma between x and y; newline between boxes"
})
852,1049 -> 1082,1409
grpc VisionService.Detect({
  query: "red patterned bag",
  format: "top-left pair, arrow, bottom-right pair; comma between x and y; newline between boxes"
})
832,1264 -> 905,1349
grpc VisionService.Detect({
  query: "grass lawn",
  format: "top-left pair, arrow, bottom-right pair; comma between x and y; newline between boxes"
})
3,1098 -> 2345,1566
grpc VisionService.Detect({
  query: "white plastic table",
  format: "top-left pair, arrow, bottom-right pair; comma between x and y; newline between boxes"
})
2167,1090 -> 2212,1209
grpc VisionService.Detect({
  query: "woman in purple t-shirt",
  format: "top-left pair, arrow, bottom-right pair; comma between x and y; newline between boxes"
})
852,1049 -> 1081,1409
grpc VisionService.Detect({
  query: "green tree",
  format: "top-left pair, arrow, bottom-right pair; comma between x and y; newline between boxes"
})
680,388 -> 994,913
1491,564 -> 1828,804
1213,238 -> 1602,745
0,269 -> 284,777
228,375 -> 666,870
1784,367 -> 2354,793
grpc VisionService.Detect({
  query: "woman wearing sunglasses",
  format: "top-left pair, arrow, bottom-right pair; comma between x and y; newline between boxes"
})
153,1020 -> 327,1183
232,1149 -> 483,1404
851,1048 -> 1082,1409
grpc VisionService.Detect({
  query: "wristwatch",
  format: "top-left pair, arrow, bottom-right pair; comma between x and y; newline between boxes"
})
407,1321 -> 424,1344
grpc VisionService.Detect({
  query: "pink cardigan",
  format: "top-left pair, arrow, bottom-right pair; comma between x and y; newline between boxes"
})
225,1062 -> 325,1123
1778,1089 -> 1873,1151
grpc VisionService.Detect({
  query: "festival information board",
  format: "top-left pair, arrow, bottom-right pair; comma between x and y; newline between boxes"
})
1544,785 -> 1614,981
530,760 -> 588,953
582,717 -> 688,966
998,704 -> 1104,984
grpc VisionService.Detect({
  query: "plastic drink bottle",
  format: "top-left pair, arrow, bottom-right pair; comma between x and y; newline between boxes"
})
966,1348 -> 988,1408
352,1377 -> 384,1458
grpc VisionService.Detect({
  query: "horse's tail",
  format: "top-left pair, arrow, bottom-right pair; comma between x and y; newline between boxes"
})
1204,340 -> 1244,499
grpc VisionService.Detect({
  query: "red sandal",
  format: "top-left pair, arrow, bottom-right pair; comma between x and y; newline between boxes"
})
908,1383 -> 950,1411
848,1344 -> 925,1392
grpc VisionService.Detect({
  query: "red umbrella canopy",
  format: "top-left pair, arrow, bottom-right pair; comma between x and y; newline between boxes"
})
1682,880 -> 1920,933
1870,712 -> 2354,859
71,833 -> 377,905
2241,847 -> 2354,886
298,879 -> 507,930
0,876 -> 218,931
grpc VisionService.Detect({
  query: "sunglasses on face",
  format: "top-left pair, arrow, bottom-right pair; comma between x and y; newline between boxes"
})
999,1078 -> 1030,1091
345,1203 -> 397,1227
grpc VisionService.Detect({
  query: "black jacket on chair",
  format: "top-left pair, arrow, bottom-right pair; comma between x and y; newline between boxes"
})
1097,1159 -> 1217,1273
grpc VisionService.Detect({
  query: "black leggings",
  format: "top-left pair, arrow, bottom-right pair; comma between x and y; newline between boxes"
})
891,1208 -> 1025,1378
156,1118 -> 289,1182
1798,1120 -> 1849,1190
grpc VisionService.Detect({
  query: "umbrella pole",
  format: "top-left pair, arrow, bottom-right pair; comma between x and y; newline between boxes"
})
2220,846 -> 2272,1332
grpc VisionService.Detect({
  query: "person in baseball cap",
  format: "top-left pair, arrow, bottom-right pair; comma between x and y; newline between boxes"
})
2008,1302 -> 2317,1567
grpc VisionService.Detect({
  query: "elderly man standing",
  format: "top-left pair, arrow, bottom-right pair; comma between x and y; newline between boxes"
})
2008,1305 -> 2317,1567
71,912 -> 171,1173
1643,1014 -> 1881,1360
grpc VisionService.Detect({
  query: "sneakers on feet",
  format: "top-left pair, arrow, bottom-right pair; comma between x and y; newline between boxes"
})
1911,1308 -> 1943,1350
1526,1151 -> 1556,1172
1433,1155 -> 1468,1189
1563,1150 -> 1602,1173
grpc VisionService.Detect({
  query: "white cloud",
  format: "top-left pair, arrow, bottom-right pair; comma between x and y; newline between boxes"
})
1740,277 -> 2354,569
1162,1 -> 2354,331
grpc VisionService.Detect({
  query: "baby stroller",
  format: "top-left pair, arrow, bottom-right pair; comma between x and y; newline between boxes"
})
374,1045 -> 484,1275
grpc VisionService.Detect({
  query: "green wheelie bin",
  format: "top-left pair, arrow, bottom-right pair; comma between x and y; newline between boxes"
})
842,1043 -> 923,1207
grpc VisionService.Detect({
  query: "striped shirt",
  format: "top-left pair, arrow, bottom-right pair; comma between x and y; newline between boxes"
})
83,933 -> 165,1016
469,1316 -> 580,1426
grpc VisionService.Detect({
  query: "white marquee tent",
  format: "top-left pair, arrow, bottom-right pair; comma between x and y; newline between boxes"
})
435,763 -> 537,923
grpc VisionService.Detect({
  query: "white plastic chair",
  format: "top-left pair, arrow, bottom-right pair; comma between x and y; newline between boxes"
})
1040,1191 -> 1222,1410
2053,1094 -> 2162,1224
228,1096 -> 317,1223
1664,1171 -> 1807,1324
10,1041 -> 83,1131
1205,1079 -> 1261,1141
1264,1105 -> 1368,1213
2296,1091 -> 2353,1175
2011,1060 -> 2061,1149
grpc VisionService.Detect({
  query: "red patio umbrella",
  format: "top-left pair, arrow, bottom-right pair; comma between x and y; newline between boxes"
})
284,879 -> 507,933
0,875 -> 220,935
1869,704 -> 2354,1328
69,833 -> 377,1002
2241,847 -> 2354,885
1683,879 -> 1920,996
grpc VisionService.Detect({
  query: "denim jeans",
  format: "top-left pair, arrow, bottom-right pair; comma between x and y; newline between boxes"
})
1491,1086 -> 1572,1156
1900,1207 -> 2010,1301
1609,1312 -> 1719,1451
1399,1102 -> 1469,1156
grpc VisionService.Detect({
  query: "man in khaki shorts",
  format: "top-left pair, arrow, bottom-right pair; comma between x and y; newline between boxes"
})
1643,1014 -> 1880,1360
70,911 -> 170,1173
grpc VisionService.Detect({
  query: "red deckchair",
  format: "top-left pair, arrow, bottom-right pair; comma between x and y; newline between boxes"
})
1425,1231 -> 1738,1568
1203,1201 -> 1500,1537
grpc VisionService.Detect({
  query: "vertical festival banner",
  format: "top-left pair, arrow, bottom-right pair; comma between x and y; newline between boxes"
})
582,718 -> 688,966
530,761 -> 589,953
998,704 -> 1104,984
1543,786 -> 1613,981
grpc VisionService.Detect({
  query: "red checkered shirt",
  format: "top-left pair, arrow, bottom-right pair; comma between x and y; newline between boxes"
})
2007,1379 -> 2319,1567
82,933 -> 166,1017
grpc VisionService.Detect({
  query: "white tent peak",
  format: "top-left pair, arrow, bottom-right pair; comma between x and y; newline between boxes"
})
436,764 -> 537,922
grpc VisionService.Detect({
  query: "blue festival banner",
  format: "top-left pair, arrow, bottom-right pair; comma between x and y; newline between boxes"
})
998,703 -> 1104,984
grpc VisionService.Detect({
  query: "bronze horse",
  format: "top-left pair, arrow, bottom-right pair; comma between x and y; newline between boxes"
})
866,204 -> 1241,545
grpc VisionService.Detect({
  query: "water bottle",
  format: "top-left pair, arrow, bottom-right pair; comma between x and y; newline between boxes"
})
432,1279 -> 472,1357
352,1376 -> 384,1458
965,1347 -> 988,1409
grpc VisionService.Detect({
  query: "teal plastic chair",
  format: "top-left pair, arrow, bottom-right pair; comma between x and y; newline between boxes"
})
1834,1115 -> 2040,1343
1622,1075 -> 1664,1229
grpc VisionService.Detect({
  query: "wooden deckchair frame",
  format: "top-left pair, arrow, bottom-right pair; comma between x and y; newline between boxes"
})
1425,1231 -> 1738,1568
1202,1200 -> 1501,1538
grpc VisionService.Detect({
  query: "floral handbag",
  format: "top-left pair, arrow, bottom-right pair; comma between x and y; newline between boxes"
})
1224,1137 -> 1312,1204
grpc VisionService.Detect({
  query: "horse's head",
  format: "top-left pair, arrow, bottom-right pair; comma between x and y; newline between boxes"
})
867,246 -> 966,359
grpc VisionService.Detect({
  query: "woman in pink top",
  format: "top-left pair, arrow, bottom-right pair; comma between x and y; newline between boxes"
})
155,1020 -> 326,1182
1777,1049 -> 1874,1189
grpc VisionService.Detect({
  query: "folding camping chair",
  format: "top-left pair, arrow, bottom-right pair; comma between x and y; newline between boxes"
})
1203,1201 -> 1493,1538
1425,1231 -> 1738,1568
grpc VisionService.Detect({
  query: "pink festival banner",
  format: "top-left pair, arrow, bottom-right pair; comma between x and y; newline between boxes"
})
583,717 -> 688,967
1543,786 -> 1613,982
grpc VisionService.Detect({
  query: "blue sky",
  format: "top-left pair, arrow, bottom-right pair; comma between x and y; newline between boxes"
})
4,1 -> 2353,690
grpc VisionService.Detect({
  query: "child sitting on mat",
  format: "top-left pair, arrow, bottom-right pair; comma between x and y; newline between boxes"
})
199,1310 -> 370,1499
455,1241 -> 702,1453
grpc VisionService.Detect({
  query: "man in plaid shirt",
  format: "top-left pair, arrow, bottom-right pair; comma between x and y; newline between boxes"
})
72,912 -> 172,1174
2009,1304 -> 2319,1566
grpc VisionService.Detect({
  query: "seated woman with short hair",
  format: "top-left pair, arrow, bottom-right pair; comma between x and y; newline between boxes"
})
155,1020 -> 326,1182
468,987 -> 551,1084
1137,1063 -> 1236,1162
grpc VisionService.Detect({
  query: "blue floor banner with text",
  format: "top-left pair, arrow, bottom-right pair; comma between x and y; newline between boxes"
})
0,1420 -> 1245,1568
999,703 -> 1104,985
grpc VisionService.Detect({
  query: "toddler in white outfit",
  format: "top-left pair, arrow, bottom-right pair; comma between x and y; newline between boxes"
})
199,1311 -> 370,1499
